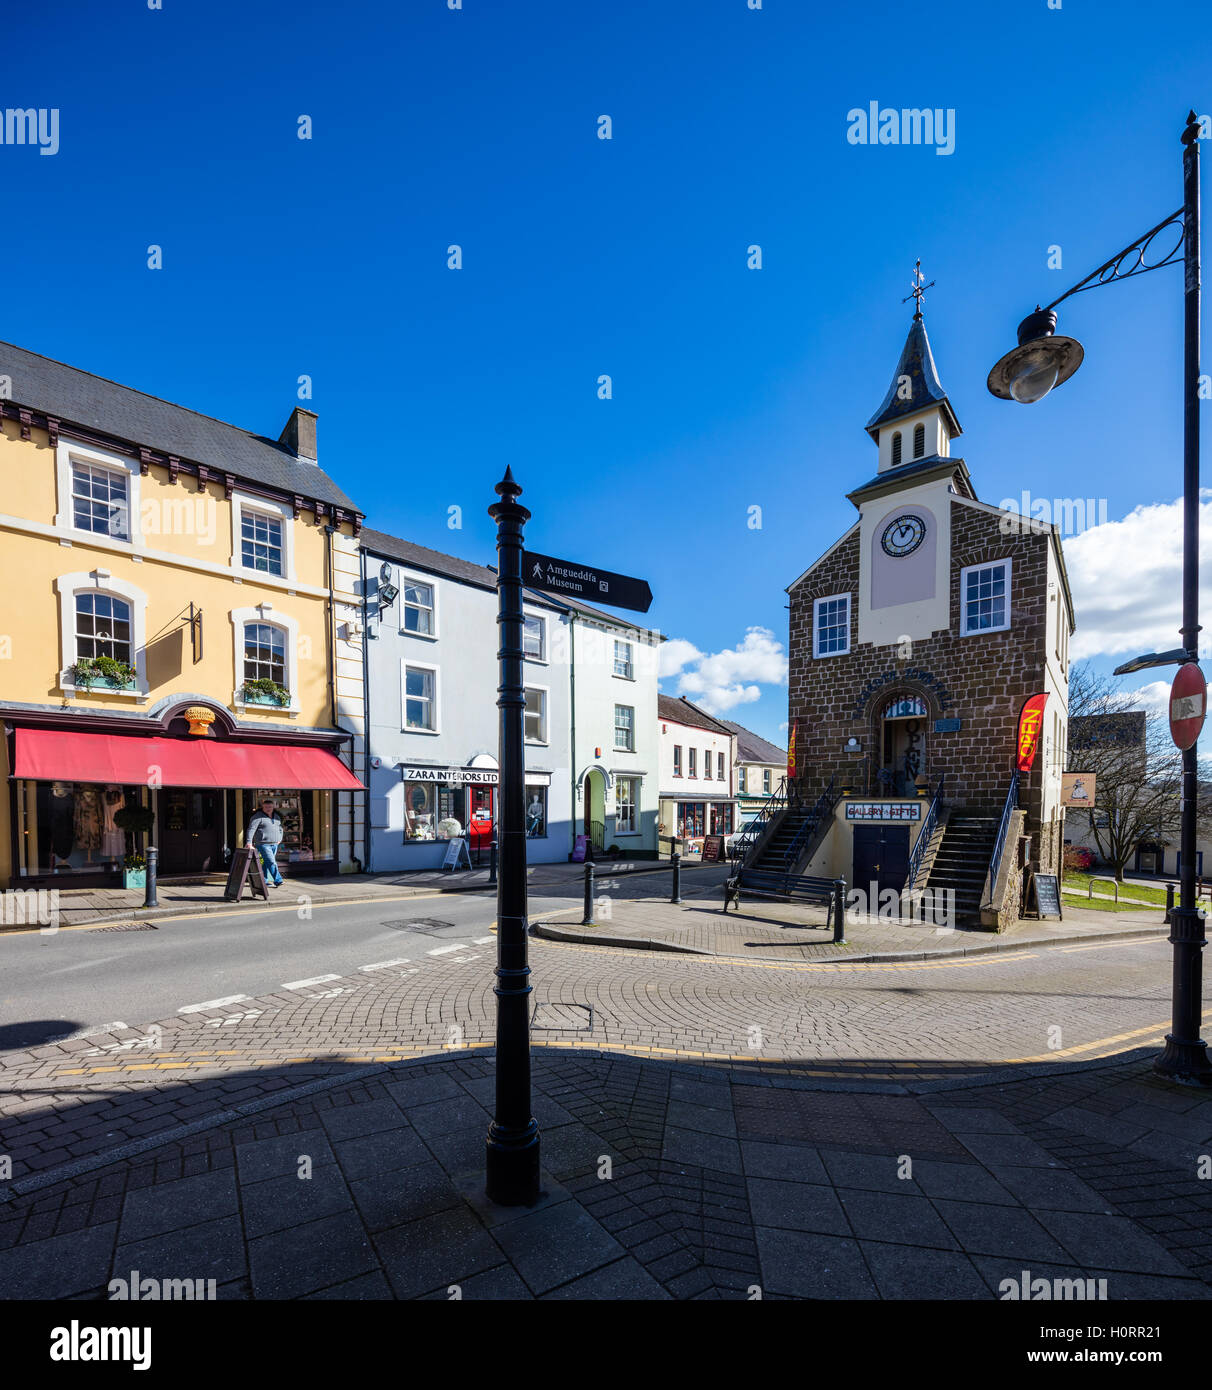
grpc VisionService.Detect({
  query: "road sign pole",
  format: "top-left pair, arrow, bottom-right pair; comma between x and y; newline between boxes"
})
485,468 -> 542,1203
1157,114 -> 1212,1086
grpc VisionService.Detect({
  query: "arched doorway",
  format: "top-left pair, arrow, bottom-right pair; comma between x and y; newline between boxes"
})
583,769 -> 606,851
880,694 -> 928,796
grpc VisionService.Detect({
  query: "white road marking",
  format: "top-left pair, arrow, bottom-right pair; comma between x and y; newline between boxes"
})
427,944 -> 468,955
300,987 -> 354,1000
359,958 -> 412,972
178,996 -> 248,1014
282,974 -> 342,991
62,1022 -> 129,1040
473,936 -> 495,945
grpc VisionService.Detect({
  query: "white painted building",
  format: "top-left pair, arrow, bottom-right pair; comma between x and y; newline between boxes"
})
657,695 -> 739,853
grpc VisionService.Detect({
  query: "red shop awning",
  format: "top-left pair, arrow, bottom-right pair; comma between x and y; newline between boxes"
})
12,728 -> 364,791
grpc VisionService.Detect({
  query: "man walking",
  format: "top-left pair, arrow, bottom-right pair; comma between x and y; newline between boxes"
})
247,798 -> 285,888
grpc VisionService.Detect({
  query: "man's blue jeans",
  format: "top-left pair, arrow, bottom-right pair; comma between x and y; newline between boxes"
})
256,846 -> 283,886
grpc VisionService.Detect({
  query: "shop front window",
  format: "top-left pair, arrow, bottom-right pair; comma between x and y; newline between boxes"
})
525,786 -> 548,838
678,802 -> 705,839
403,781 -> 468,841
615,776 -> 638,833
29,781 -> 144,875
242,789 -> 330,863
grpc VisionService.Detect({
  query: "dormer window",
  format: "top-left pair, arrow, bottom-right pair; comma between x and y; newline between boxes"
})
891,431 -> 902,467
913,422 -> 926,458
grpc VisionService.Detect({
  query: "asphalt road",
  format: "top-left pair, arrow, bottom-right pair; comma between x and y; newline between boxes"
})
0,891 -> 570,1051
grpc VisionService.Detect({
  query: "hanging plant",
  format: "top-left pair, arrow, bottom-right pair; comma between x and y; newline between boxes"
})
71,656 -> 136,690
241,678 -> 290,706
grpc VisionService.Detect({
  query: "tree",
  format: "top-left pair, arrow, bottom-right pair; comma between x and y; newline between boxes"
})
1067,661 -> 1181,880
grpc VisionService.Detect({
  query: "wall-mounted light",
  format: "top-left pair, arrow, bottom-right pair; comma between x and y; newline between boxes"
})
378,561 -> 400,607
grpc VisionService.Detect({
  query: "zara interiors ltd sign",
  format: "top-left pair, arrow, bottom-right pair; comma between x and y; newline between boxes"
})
401,766 -> 499,785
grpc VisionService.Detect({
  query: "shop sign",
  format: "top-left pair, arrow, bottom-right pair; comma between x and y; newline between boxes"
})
1016,692 -> 1049,772
402,766 -> 499,785
845,801 -> 921,821
1060,771 -> 1096,808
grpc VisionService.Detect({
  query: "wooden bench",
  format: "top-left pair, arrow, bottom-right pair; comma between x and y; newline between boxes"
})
724,867 -> 846,939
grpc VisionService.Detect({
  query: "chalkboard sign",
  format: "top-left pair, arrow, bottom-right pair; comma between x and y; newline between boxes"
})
224,846 -> 269,902
442,837 -> 471,871
701,835 -> 725,863
1031,873 -> 1062,920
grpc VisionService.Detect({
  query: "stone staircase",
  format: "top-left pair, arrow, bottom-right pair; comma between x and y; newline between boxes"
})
922,813 -> 999,923
749,800 -> 827,873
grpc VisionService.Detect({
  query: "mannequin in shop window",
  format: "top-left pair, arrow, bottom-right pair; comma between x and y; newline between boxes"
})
73,784 -> 102,864
101,785 -> 125,860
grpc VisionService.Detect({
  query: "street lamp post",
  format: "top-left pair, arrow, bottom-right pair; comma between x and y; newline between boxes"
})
485,467 -> 542,1202
988,110 -> 1210,1087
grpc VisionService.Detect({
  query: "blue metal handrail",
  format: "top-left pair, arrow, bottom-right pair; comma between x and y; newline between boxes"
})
781,775 -> 838,869
906,774 -> 945,888
986,769 -> 1020,897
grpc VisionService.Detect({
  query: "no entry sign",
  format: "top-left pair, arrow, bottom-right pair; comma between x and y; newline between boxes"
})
1169,663 -> 1207,751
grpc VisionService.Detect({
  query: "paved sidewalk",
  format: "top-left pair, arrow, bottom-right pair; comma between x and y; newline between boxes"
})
535,879 -> 1169,963
0,1045 -> 1209,1300
15,858 -> 700,932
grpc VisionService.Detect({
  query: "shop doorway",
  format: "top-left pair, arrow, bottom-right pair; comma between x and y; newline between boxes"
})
852,825 -> 911,898
583,770 -> 606,850
880,695 -> 928,796
160,788 -> 223,874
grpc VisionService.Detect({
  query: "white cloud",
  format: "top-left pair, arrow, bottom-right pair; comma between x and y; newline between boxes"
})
1066,494 -> 1212,661
1124,680 -> 1170,721
665,625 -> 788,716
658,637 -> 704,679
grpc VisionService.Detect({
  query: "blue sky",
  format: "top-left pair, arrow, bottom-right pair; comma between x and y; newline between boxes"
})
6,0 -> 1212,745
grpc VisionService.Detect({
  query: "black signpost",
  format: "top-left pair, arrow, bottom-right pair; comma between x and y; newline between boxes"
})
487,474 -> 653,1206
523,549 -> 653,614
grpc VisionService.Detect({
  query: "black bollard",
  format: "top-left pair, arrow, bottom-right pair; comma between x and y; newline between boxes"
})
670,851 -> 682,904
832,878 -> 846,943
582,861 -> 595,926
143,845 -> 159,909
1166,881 -> 1177,925
488,835 -> 498,887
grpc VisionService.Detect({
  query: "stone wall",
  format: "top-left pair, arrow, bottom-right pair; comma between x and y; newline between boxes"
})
788,499 -> 1054,875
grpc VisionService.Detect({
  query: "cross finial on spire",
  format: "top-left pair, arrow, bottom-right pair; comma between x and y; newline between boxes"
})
902,259 -> 935,320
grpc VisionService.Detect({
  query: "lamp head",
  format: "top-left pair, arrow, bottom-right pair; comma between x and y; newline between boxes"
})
987,306 -> 1085,403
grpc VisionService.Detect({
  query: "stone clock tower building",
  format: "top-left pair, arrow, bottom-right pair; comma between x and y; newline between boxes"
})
784,308 -> 1073,923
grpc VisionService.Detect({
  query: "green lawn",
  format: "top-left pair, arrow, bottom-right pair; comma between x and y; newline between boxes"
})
1061,891 -> 1160,914
1062,871 -> 1168,906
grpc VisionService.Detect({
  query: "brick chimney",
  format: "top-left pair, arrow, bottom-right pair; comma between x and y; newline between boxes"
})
279,407 -> 318,464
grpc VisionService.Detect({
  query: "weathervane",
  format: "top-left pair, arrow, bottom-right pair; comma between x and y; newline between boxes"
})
902,259 -> 934,320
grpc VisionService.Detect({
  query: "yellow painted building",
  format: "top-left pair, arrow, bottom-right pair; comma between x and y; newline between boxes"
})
0,340 -> 366,888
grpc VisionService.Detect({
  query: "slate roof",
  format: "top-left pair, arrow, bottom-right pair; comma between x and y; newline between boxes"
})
845,454 -> 976,507
717,718 -> 788,765
865,314 -> 961,440
360,529 -> 498,591
658,694 -> 732,734
0,339 -> 360,513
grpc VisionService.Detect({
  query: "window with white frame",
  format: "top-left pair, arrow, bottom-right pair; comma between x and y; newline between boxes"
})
613,640 -> 633,678
523,615 -> 546,660
404,665 -> 437,731
813,593 -> 850,657
689,748 -> 697,778
717,751 -> 725,782
701,749 -> 711,780
404,578 -> 435,636
615,776 -> 638,833
614,704 -> 634,751
960,559 -> 1011,635
71,461 -> 130,541
76,592 -> 132,665
241,509 -> 284,576
243,622 -> 286,687
763,769 -> 771,793
524,687 -> 547,743
673,745 -> 682,776
738,766 -> 747,793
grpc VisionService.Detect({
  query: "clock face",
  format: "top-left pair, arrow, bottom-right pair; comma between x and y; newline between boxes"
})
881,514 -> 926,557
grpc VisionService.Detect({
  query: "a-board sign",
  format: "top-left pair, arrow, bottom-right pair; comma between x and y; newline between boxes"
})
442,837 -> 471,871
523,550 -> 653,614
572,835 -> 588,863
1031,872 -> 1062,920
224,846 -> 269,902
701,835 -> 725,863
